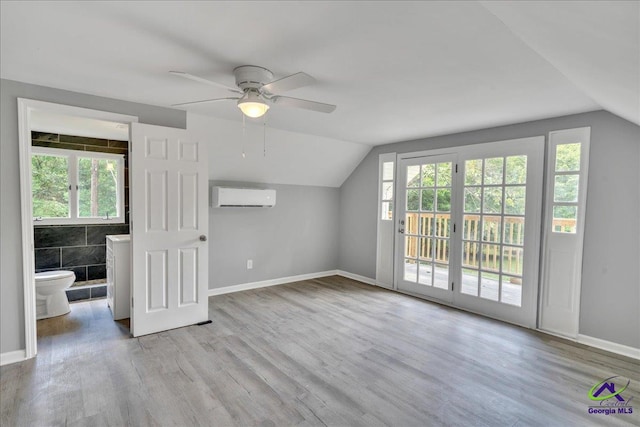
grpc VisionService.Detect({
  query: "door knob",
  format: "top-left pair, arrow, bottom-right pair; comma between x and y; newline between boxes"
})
398,228 -> 405,234
199,235 -> 207,242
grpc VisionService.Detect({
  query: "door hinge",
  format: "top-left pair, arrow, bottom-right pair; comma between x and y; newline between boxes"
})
453,223 -> 456,233
451,281 -> 454,291
455,163 -> 458,173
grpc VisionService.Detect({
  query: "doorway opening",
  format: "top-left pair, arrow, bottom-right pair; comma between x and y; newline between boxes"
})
18,99 -> 138,359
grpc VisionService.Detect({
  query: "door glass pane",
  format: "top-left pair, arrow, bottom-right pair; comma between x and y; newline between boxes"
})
78,157 -> 119,218
419,214 -> 433,236
32,153 -> 70,218
463,215 -> 481,241
465,159 -> 482,185
404,259 -> 417,282
405,236 -> 418,258
482,216 -> 501,243
502,246 -> 523,276
435,215 -> 451,238
552,206 -> 578,233
462,242 -> 479,268
407,165 -> 420,186
419,237 -> 432,260
382,182 -> 393,200
406,213 -> 419,234
504,186 -> 526,215
480,272 -> 499,301
483,187 -> 502,214
461,268 -> 479,296
481,244 -> 501,272
407,189 -> 419,211
421,189 -> 434,211
421,164 -> 435,187
383,162 -> 394,180
418,261 -> 432,285
553,175 -> 579,203
555,143 -> 581,172
501,275 -> 522,306
436,162 -> 452,187
434,264 -> 449,289
505,156 -> 527,184
484,158 -> 504,185
434,239 -> 449,264
464,187 -> 481,213
436,189 -> 451,212
503,217 -> 525,246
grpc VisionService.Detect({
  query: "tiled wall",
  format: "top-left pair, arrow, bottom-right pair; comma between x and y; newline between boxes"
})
32,132 -> 129,286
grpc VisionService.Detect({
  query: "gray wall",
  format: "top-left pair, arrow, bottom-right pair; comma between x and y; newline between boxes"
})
338,110 -> 640,349
0,79 -> 186,354
209,182 -> 339,289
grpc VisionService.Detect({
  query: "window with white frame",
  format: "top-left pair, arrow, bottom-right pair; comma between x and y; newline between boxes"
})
380,161 -> 395,220
31,147 -> 125,225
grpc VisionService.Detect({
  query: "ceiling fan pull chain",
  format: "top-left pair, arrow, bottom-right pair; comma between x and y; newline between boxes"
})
263,115 -> 267,157
241,113 -> 246,158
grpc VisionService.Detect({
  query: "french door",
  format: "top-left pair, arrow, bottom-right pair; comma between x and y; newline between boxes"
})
395,154 -> 457,302
394,137 -> 544,327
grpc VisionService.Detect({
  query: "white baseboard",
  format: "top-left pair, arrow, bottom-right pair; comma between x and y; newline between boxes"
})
577,334 -> 640,360
335,270 -> 377,286
0,349 -> 27,366
208,270 -> 339,296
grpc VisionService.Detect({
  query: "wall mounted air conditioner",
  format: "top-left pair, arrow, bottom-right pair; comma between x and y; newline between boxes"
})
211,186 -> 276,208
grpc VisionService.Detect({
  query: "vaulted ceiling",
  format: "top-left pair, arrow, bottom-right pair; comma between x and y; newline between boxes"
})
2,1 -> 637,146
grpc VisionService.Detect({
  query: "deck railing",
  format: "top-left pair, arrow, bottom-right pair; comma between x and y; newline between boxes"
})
404,213 -> 576,276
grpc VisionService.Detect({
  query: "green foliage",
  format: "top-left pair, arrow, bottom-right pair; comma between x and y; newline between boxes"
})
32,152 -> 119,219
555,143 -> 580,171
78,158 -> 118,217
32,154 -> 69,218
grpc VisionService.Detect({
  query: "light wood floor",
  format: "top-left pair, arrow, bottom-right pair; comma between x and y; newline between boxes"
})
1,276 -> 638,426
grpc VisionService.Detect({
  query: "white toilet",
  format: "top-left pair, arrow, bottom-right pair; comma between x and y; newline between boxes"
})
35,270 -> 75,319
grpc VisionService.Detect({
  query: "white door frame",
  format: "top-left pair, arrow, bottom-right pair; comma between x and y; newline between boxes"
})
17,98 -> 138,360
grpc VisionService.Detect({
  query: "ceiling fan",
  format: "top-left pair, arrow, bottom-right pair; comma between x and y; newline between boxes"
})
169,65 -> 336,118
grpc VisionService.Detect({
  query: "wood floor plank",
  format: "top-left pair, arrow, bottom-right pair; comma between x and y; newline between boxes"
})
1,276 -> 639,426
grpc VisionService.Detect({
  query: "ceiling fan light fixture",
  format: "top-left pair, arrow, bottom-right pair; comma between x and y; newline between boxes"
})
237,91 -> 269,118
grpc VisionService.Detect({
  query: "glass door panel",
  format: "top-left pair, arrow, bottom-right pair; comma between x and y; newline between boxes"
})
459,156 -> 527,307
396,154 -> 456,302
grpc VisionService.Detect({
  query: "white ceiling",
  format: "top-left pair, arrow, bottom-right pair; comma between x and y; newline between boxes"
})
1,1 -> 637,147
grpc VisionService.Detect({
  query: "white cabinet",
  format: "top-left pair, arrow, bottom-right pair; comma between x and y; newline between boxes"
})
106,234 -> 131,320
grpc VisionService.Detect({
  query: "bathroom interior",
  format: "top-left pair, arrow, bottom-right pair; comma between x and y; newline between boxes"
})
31,111 -> 132,338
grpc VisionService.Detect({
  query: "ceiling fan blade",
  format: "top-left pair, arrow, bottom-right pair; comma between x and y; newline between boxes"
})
171,97 -> 240,107
272,96 -> 336,113
169,71 -> 243,94
261,72 -> 315,94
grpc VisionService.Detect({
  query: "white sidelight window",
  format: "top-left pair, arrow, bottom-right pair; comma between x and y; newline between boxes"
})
31,147 -> 125,225
539,127 -> 591,338
376,153 -> 396,289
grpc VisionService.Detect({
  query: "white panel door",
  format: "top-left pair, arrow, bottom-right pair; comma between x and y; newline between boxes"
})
539,127 -> 590,337
130,123 -> 208,337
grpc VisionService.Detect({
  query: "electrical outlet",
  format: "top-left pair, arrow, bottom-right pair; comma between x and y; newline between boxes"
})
247,259 -> 253,270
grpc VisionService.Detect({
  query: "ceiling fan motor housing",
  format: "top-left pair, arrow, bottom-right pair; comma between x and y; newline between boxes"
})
233,65 -> 274,91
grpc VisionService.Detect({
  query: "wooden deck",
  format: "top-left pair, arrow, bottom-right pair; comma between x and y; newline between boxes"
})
1,276 -> 638,426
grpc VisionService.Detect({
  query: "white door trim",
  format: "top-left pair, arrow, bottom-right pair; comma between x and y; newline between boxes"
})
17,98 -> 138,360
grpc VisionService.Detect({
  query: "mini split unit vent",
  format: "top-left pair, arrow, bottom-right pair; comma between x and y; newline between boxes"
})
211,187 -> 276,208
